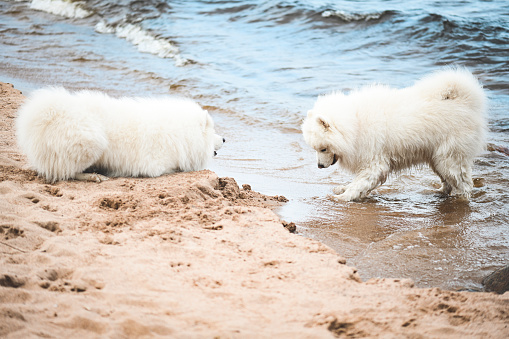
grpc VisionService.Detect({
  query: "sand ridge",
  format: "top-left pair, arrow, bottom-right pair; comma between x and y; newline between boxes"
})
1,82 -> 508,338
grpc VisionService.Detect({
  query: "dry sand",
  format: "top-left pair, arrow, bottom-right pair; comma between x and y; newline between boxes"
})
1,82 -> 508,338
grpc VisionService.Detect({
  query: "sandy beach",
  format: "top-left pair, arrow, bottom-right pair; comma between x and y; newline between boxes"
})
1,82 -> 508,338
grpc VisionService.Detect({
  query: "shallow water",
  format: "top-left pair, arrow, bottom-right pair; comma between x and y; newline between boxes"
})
1,0 -> 508,290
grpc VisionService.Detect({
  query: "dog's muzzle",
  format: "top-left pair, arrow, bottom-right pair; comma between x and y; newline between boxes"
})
318,154 -> 339,169
331,154 -> 339,166
213,138 -> 226,156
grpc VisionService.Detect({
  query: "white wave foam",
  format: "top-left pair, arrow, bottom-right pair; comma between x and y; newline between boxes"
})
30,0 -> 92,19
322,10 -> 382,22
95,21 -> 189,67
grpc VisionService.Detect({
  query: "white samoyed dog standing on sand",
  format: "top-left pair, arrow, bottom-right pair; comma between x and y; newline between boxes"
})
302,68 -> 487,202
16,87 -> 225,183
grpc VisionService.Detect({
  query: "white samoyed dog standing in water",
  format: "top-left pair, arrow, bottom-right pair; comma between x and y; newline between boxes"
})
16,88 -> 225,183
302,68 -> 487,202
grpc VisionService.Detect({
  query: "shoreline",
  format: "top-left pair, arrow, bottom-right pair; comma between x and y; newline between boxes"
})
1,82 -> 508,338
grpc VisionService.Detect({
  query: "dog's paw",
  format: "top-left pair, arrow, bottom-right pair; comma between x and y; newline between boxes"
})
74,173 -> 109,183
332,185 -> 346,195
330,194 -> 346,202
330,190 -> 364,202
90,173 -> 109,183
330,194 -> 352,202
437,184 -> 452,195
453,192 -> 471,202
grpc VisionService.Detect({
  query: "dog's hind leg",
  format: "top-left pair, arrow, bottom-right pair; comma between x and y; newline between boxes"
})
48,136 -> 108,183
25,113 -> 109,183
431,157 -> 473,199
453,162 -> 474,199
332,163 -> 390,202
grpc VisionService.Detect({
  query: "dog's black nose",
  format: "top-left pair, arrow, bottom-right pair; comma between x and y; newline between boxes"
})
222,138 -> 225,143
214,151 -> 217,156
318,164 -> 324,169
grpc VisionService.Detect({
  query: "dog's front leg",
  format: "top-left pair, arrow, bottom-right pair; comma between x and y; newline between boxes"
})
331,165 -> 388,202
331,184 -> 368,202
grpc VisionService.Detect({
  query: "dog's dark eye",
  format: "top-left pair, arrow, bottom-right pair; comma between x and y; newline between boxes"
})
320,148 -> 327,152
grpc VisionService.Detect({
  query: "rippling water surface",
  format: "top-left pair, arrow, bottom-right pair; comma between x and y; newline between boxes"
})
1,0 -> 508,290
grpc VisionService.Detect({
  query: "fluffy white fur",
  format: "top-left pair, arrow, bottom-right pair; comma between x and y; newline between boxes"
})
302,68 -> 488,201
16,87 -> 224,183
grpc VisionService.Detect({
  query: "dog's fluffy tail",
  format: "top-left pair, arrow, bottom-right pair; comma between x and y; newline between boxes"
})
416,67 -> 488,116
415,67 -> 488,159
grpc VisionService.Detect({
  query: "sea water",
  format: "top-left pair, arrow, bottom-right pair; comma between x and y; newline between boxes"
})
1,0 -> 508,290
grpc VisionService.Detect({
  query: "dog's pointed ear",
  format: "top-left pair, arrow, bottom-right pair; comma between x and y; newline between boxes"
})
316,116 -> 330,130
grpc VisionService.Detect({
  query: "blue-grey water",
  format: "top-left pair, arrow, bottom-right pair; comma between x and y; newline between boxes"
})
1,0 -> 508,290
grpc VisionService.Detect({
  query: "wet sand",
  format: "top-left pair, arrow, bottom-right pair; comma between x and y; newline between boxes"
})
1,82 -> 508,338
